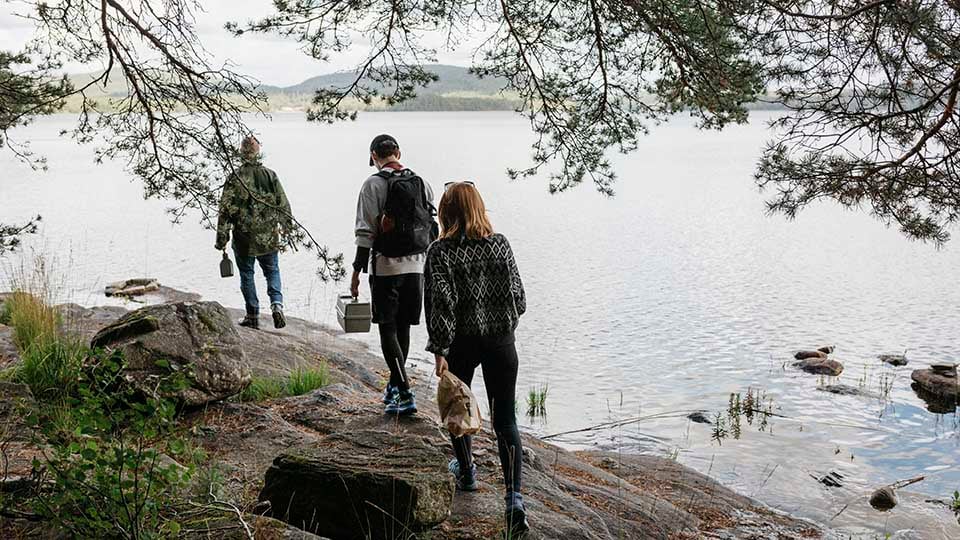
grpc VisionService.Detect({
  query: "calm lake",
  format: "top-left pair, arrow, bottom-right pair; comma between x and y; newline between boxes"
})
3,112 -> 959,538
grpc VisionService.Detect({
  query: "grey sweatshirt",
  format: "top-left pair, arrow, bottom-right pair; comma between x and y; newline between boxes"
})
355,165 -> 436,276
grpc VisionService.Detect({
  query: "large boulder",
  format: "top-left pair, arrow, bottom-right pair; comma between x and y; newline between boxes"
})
259,429 -> 454,540
90,302 -> 250,406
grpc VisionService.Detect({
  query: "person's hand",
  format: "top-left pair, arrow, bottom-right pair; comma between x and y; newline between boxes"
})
350,270 -> 361,299
435,355 -> 448,377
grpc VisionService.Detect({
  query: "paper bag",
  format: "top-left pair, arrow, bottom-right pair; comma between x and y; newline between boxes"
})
437,371 -> 482,437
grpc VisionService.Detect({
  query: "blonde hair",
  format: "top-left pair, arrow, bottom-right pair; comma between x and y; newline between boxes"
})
438,182 -> 494,240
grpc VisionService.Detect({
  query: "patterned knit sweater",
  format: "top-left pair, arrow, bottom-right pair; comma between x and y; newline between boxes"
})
424,233 -> 526,356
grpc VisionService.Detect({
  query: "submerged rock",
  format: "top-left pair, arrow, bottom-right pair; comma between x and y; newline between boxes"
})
815,470 -> 845,488
879,354 -> 908,367
817,384 -> 877,399
869,486 -> 898,511
794,357 -> 844,376
90,301 -> 250,406
259,429 -> 454,540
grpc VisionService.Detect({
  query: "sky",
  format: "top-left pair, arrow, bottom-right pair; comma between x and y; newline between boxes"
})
0,0 -> 477,87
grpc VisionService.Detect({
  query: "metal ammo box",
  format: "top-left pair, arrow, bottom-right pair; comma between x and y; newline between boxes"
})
336,295 -> 372,333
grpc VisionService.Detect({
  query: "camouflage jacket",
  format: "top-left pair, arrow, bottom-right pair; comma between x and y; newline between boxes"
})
215,161 -> 293,258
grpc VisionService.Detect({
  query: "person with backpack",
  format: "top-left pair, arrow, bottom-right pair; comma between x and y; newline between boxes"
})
425,182 -> 529,536
215,135 -> 293,330
351,134 -> 437,416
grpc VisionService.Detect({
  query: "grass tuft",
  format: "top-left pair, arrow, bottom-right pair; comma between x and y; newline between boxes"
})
2,291 -> 85,400
526,383 -> 549,417
5,291 -> 59,352
239,364 -> 332,402
287,365 -> 331,396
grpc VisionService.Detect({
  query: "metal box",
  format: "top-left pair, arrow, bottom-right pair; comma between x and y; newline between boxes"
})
336,295 -> 372,333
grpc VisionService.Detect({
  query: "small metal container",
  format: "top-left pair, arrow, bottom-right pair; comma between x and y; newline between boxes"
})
336,295 -> 372,333
220,252 -> 234,278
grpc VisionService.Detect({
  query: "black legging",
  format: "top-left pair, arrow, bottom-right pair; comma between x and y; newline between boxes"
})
448,334 -> 522,495
379,323 -> 411,391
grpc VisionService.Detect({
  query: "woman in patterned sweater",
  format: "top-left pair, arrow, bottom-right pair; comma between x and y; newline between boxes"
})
424,181 -> 529,536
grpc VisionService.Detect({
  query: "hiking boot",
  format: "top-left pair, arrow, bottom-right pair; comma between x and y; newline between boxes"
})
238,314 -> 260,330
385,390 -> 417,416
448,457 -> 478,492
504,493 -> 530,538
271,303 -> 286,329
382,383 -> 399,404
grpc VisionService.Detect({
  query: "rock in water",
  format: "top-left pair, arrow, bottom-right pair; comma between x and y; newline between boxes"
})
911,366 -> 959,398
104,278 -> 160,297
90,302 -> 250,406
794,357 -> 844,376
910,366 -> 959,413
869,486 -> 898,511
795,350 -> 828,360
817,384 -> 877,399
259,429 -> 454,540
879,354 -> 908,366
687,411 -> 712,424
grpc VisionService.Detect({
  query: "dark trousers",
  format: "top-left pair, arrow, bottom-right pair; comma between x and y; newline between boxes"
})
448,333 -> 523,495
235,250 -> 282,314
371,273 -> 422,392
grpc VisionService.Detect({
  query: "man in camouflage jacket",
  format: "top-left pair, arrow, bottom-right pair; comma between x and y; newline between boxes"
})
215,135 -> 293,330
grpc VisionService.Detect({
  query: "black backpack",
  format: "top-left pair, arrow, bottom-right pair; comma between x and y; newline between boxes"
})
373,169 -> 438,257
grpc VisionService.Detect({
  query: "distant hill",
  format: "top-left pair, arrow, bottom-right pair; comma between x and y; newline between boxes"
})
60,64 -> 786,113
271,64 -> 508,96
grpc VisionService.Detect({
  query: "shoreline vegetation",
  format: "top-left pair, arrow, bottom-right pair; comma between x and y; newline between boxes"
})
0,261 -> 825,539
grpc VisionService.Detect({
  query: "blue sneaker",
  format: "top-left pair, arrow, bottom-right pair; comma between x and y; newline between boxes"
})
385,390 -> 417,416
504,493 -> 529,537
382,383 -> 398,404
448,457 -> 478,491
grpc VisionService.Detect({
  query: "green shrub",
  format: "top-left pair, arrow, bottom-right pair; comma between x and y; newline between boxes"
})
27,350 -> 193,539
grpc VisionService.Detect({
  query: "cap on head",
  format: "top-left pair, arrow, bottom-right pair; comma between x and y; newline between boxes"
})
369,134 -> 399,166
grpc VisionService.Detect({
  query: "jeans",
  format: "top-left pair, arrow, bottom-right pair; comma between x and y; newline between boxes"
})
235,250 -> 282,314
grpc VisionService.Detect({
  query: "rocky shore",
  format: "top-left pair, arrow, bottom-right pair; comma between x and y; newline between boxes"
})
0,289 -> 825,539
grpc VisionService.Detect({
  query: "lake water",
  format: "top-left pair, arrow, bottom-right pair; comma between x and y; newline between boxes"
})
3,112 -> 959,538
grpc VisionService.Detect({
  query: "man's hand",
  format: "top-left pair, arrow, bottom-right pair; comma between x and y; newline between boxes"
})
435,355 -> 448,377
350,270 -> 361,298
215,231 -> 229,251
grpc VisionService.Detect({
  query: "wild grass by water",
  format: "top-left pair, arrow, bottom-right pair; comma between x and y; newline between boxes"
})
239,364 -> 332,402
526,384 -> 549,417
2,256 -> 87,400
